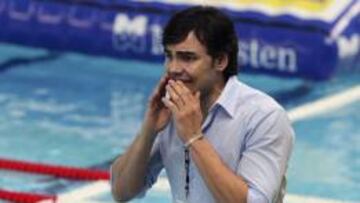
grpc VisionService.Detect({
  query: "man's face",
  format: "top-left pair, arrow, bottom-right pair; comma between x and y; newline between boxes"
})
164,32 -> 220,97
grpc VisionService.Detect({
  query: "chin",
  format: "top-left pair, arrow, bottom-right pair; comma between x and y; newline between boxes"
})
183,83 -> 196,93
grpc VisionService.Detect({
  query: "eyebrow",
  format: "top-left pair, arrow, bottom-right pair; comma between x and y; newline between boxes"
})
177,51 -> 196,56
164,49 -> 197,56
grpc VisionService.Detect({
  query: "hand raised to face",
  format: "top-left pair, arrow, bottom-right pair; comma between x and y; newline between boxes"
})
162,80 -> 203,143
142,75 -> 171,135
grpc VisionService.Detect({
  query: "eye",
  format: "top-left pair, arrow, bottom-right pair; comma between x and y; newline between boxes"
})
180,54 -> 196,62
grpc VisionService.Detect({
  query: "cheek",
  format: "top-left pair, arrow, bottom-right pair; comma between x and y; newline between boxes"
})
184,63 -> 203,78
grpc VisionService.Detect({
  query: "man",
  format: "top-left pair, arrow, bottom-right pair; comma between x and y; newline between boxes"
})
111,6 -> 294,203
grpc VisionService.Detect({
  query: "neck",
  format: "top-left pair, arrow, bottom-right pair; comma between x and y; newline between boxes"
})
200,79 -> 226,117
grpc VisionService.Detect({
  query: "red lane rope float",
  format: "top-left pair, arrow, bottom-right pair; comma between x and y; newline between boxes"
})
0,189 -> 56,203
0,158 -> 110,181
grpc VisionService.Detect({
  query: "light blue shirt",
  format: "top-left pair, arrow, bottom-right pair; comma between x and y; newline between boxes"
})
138,76 -> 294,203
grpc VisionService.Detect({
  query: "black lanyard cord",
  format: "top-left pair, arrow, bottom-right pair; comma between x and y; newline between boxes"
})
184,148 -> 190,198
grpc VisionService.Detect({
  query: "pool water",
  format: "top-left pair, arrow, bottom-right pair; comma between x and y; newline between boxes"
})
0,43 -> 359,202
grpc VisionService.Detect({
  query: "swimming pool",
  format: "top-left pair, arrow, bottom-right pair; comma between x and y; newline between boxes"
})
0,43 -> 359,202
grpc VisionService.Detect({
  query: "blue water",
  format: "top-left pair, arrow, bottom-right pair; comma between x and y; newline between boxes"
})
0,43 -> 359,202
288,103 -> 360,201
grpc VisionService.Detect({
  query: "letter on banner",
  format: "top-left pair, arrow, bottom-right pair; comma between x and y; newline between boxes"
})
37,3 -> 64,24
68,5 -> 95,28
150,24 -> 163,55
337,35 -> 360,58
112,14 -> 148,53
9,1 -> 35,21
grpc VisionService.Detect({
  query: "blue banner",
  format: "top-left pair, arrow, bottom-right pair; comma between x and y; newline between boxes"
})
0,0 -> 358,80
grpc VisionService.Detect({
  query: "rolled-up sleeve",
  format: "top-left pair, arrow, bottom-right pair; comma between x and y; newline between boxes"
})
237,109 -> 294,202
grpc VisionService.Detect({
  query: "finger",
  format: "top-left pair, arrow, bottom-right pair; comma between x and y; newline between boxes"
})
162,97 -> 179,114
166,83 -> 185,108
176,80 -> 194,102
169,80 -> 187,104
148,75 -> 170,110
157,75 -> 170,96
176,80 -> 191,94
152,75 -> 169,100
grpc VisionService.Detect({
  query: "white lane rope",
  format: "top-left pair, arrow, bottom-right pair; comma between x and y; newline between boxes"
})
288,85 -> 360,122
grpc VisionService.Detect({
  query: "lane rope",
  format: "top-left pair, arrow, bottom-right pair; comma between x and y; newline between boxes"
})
0,189 -> 56,203
0,158 -> 109,181
0,158 -> 110,202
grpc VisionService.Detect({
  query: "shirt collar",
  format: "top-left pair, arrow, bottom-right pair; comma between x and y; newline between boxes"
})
212,76 -> 239,118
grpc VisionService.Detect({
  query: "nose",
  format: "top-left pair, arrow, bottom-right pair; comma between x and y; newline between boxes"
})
166,58 -> 183,76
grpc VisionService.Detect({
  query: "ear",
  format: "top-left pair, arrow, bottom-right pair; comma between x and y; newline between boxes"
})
214,54 -> 228,72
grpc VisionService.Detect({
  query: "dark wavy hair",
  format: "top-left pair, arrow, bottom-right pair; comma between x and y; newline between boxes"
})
162,6 -> 238,82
